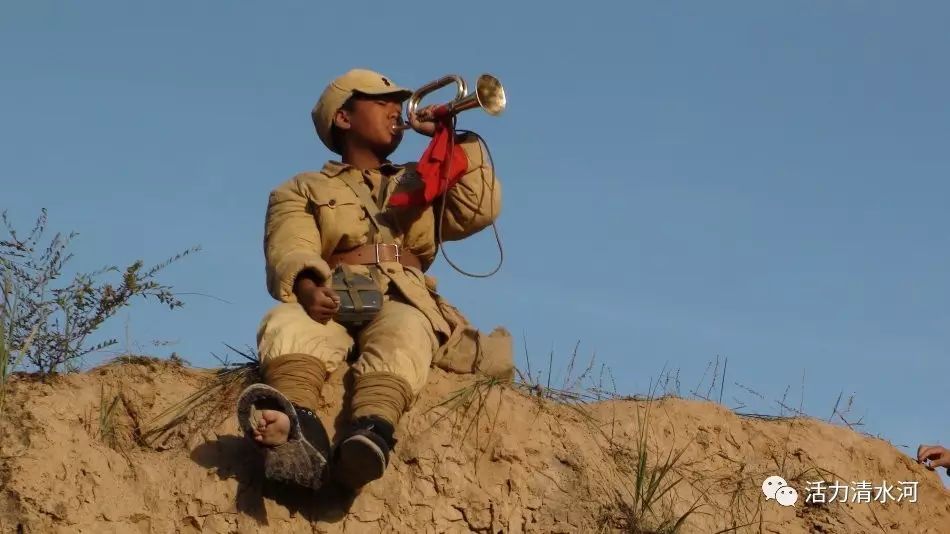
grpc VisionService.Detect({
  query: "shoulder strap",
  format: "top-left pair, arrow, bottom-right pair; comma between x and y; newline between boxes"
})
338,173 -> 396,244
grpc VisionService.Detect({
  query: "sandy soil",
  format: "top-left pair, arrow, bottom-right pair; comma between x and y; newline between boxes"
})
1,358 -> 947,533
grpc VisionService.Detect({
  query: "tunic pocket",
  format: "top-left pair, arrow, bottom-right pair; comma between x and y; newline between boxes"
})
313,197 -> 370,250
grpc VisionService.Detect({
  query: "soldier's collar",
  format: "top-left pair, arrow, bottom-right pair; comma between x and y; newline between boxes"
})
322,160 -> 406,178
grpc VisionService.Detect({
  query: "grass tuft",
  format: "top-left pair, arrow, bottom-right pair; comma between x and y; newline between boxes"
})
597,380 -> 703,533
98,383 -> 123,450
139,344 -> 259,449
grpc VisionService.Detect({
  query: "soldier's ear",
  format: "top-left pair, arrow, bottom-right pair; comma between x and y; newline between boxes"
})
333,108 -> 352,131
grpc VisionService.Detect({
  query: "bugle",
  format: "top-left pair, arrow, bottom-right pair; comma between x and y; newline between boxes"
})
393,73 -> 506,133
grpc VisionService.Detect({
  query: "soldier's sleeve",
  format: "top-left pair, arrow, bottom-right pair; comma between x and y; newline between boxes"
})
435,133 -> 503,241
264,174 -> 332,303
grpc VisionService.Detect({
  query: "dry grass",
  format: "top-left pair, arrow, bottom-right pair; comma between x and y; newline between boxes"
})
138,345 -> 258,449
423,375 -> 507,467
497,342 -> 870,533
503,339 -> 706,532
591,376 -> 707,534
98,383 -> 123,449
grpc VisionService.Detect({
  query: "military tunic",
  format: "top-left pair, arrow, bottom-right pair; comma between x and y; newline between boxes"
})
257,134 -> 501,393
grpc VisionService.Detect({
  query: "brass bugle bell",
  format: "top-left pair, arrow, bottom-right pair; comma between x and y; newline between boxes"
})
393,74 -> 506,133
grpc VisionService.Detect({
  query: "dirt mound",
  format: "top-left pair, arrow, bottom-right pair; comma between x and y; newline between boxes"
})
0,358 -> 947,533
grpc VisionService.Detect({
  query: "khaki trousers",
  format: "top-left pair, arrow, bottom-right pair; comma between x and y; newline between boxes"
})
257,294 -> 439,396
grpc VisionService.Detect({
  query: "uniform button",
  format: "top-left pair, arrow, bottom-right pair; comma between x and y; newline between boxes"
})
328,199 -> 337,207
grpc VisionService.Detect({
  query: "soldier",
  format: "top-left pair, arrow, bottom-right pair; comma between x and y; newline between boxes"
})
236,68 -> 505,492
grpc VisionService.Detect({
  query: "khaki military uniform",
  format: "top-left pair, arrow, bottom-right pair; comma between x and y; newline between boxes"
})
257,132 -> 505,394
254,69 -> 511,429
237,69 -> 511,493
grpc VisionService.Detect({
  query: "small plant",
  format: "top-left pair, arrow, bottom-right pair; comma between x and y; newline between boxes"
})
0,271 -> 46,416
98,383 -> 123,449
601,397 -> 703,534
509,337 -> 702,532
0,208 -> 198,376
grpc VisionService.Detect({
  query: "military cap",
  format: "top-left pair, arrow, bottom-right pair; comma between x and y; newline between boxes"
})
311,68 -> 412,154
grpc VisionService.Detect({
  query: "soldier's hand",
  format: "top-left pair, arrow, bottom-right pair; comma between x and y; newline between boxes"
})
294,277 -> 340,324
916,444 -> 950,470
408,104 -> 441,137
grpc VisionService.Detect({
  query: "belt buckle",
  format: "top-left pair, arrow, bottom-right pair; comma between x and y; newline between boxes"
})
373,243 -> 399,264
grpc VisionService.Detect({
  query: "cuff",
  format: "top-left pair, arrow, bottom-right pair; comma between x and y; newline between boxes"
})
271,250 -> 332,302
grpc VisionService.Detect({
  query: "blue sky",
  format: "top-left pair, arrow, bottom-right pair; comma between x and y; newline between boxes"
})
2,2 -> 949,474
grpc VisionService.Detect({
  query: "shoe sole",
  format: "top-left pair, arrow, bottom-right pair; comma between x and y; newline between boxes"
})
335,434 -> 386,489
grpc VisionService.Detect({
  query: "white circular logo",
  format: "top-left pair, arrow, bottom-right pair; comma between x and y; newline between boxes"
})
761,475 -> 788,500
775,486 -> 799,507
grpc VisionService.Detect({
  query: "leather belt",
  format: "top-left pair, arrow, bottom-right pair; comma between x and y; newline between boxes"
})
328,243 -> 421,270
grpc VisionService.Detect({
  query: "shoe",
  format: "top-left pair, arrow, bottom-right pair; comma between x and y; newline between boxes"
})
333,415 -> 396,490
236,383 -> 331,491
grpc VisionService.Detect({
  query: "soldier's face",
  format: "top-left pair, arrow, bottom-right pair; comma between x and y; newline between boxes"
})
345,95 -> 404,155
